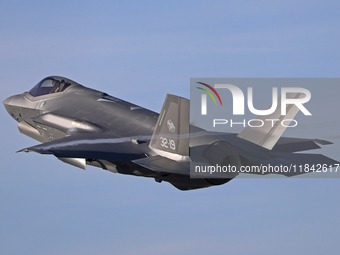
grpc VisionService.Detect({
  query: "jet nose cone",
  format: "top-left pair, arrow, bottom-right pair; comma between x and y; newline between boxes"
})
3,95 -> 15,115
3,95 -> 15,106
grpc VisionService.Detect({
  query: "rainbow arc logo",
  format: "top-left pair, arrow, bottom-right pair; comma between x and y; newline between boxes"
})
196,82 -> 223,106
197,82 -> 223,115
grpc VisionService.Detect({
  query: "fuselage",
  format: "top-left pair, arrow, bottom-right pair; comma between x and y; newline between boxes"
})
6,76 -> 338,190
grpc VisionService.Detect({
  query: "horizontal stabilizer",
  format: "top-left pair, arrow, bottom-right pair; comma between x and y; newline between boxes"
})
133,155 -> 190,174
272,137 -> 333,153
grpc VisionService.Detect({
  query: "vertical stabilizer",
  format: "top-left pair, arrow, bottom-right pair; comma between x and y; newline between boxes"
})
149,94 -> 190,161
237,93 -> 308,150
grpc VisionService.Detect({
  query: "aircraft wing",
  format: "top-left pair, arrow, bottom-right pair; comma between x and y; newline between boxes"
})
18,133 -> 151,163
272,137 -> 332,153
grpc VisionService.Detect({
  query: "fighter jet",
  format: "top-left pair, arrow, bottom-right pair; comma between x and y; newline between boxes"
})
3,76 -> 339,190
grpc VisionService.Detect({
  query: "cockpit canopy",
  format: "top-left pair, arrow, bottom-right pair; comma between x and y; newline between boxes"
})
29,76 -> 78,97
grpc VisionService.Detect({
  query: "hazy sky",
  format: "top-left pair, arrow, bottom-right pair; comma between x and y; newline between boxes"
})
1,1 -> 340,254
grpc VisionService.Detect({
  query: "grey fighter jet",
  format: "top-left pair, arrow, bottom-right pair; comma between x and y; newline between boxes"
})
3,76 -> 339,190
